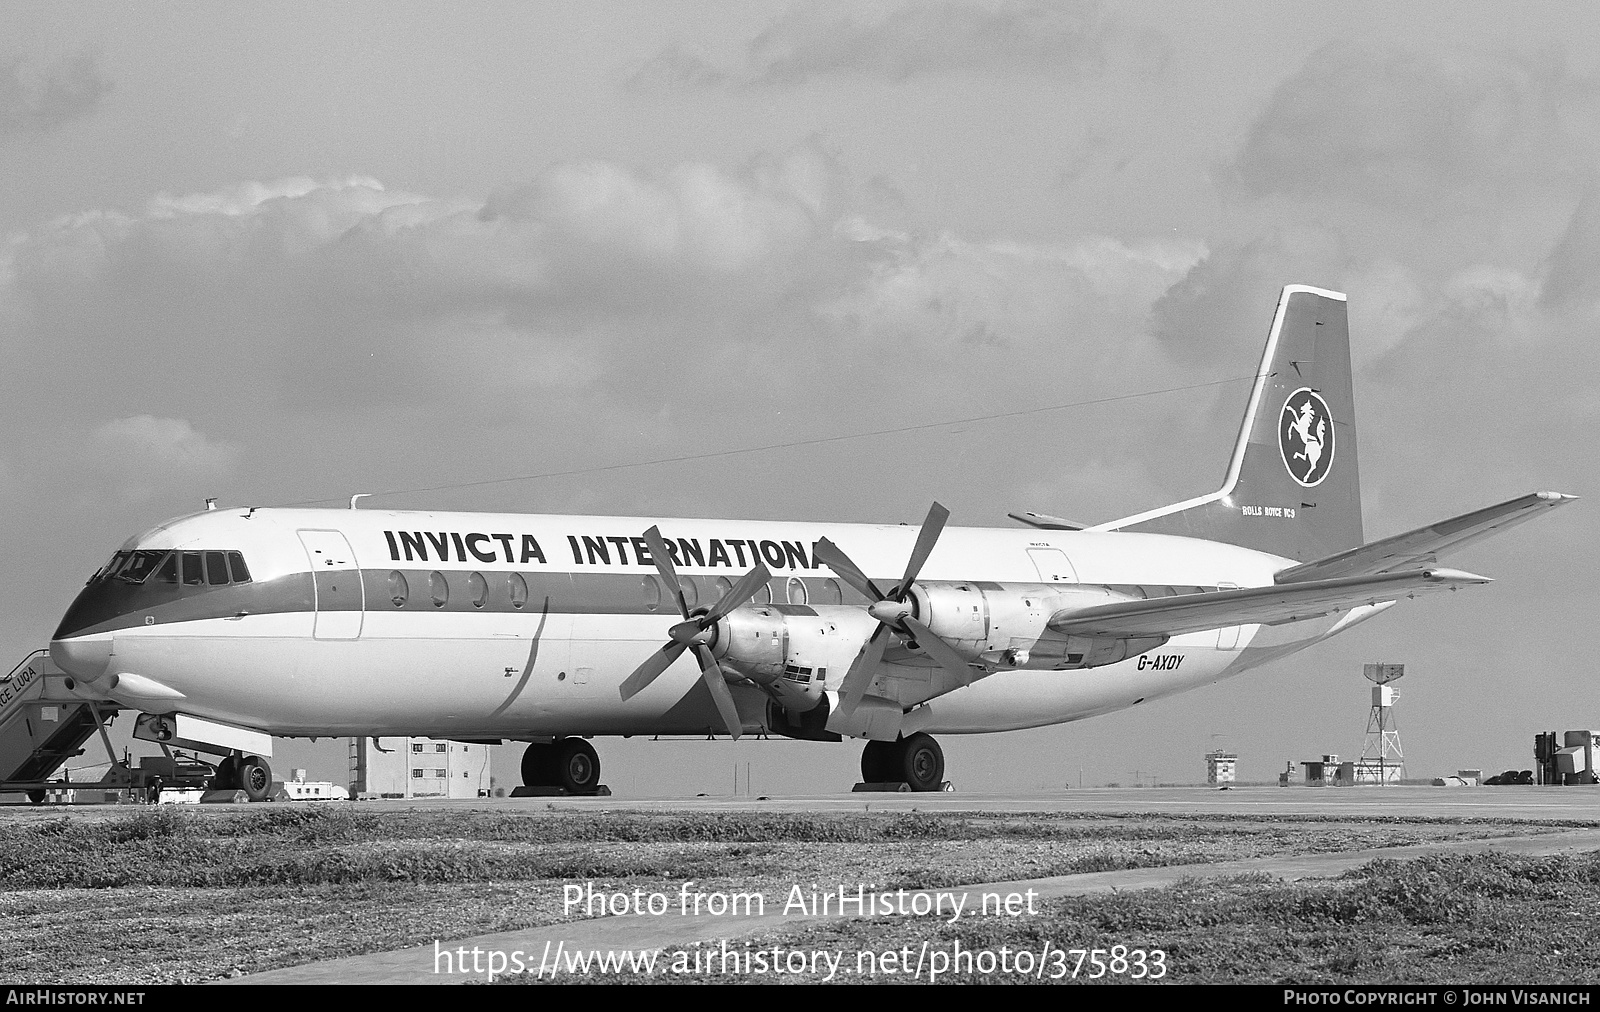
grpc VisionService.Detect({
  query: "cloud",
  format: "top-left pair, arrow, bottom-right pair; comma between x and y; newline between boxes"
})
624,0 -> 1164,91
822,231 -> 1200,354
0,144 -> 1233,527
623,46 -> 730,92
1149,229 -> 1346,364
1226,43 -> 1596,209
81,416 -> 239,505
0,52 -> 112,139
1182,40 -> 1600,528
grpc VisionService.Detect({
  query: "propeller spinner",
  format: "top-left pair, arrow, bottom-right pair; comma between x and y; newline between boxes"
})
618,525 -> 770,740
813,502 -> 976,715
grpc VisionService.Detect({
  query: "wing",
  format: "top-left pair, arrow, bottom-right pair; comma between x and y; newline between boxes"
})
1048,568 -> 1489,639
1274,491 -> 1576,584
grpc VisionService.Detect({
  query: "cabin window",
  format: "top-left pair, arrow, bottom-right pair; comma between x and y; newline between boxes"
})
507,573 -> 529,609
227,552 -> 251,583
180,552 -> 205,586
641,575 -> 662,611
678,575 -> 699,609
754,581 -> 773,605
468,572 -> 488,608
785,577 -> 808,605
814,579 -> 843,605
389,571 -> 409,608
713,576 -> 733,600
429,571 -> 449,608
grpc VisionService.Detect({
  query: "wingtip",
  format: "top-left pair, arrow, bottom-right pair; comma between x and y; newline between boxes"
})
1424,568 -> 1493,584
1536,490 -> 1580,502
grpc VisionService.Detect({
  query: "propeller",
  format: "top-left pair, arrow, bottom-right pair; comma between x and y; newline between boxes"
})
813,502 -> 975,715
618,525 -> 770,740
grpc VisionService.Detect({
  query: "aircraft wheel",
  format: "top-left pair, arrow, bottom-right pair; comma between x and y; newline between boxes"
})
239,756 -> 273,801
860,740 -> 895,783
26,789 -> 45,806
895,733 -> 945,793
553,738 -> 601,794
520,742 -> 555,786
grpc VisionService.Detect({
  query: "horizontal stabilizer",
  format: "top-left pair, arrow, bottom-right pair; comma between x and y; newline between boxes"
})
1049,568 -> 1490,639
1275,491 -> 1577,584
1007,511 -> 1089,531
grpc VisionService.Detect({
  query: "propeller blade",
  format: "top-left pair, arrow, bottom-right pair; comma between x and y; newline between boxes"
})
813,538 -> 886,602
641,526 -> 689,619
619,640 -> 687,700
838,623 -> 890,715
897,501 -> 950,598
705,563 -> 773,623
901,616 -> 975,687
694,645 -> 744,740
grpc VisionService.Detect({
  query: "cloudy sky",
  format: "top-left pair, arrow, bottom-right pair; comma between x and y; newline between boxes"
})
3,1 -> 1595,794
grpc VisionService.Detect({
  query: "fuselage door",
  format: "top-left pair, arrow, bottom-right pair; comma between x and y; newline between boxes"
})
298,529 -> 364,640
1026,547 -> 1078,583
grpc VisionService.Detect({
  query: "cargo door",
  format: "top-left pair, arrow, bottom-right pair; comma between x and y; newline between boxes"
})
298,530 -> 364,639
1026,548 -> 1078,583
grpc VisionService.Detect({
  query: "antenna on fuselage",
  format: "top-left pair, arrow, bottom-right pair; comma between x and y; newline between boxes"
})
349,494 -> 371,510
205,498 -> 217,511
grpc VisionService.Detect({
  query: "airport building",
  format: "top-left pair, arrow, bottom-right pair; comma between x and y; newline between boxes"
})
1205,750 -> 1237,784
349,737 -> 493,799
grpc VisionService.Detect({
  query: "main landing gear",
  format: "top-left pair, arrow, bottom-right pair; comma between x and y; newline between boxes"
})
210,753 -> 273,802
519,738 -> 605,795
859,732 -> 948,792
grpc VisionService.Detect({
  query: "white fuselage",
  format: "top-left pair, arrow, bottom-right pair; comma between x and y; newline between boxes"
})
51,507 -> 1389,740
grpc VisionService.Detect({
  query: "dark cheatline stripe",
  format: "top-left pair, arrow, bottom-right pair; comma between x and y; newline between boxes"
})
53,573 -> 316,639
55,565 -> 1225,640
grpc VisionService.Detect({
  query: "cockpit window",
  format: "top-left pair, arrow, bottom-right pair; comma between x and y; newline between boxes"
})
181,552 -> 205,586
114,550 -> 171,584
205,551 -> 229,586
98,547 -> 252,587
92,551 -> 128,583
154,553 -> 179,584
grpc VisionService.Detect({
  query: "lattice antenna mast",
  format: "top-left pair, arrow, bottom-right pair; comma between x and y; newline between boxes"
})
1360,663 -> 1405,784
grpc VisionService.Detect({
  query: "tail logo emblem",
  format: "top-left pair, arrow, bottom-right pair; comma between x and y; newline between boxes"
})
1279,388 -> 1334,487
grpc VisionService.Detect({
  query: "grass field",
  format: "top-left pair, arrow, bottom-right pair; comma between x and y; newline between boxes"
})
0,805 -> 1590,984
616,854 -> 1600,985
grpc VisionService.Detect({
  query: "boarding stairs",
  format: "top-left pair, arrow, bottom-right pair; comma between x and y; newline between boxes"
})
0,649 -> 130,801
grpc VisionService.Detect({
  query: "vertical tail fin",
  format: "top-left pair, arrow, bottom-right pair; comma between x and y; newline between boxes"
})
1094,285 -> 1363,562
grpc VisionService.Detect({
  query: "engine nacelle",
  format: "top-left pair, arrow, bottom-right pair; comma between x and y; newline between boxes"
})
905,582 -> 1168,670
766,693 -> 841,742
714,604 -> 880,715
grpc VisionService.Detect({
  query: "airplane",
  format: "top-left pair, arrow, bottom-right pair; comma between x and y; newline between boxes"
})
43,285 -> 1575,798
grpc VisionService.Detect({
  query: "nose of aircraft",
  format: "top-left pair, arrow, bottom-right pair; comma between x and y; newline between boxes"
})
50,635 -> 112,682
